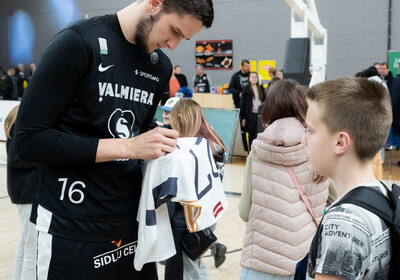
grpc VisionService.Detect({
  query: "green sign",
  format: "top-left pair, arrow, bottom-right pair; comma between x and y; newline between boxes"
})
388,50 -> 400,76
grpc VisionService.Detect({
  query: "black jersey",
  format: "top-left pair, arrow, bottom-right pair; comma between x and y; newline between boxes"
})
194,74 -> 211,93
15,15 -> 172,241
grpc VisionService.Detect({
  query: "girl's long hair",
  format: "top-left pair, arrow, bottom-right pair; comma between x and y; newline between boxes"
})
4,105 -> 19,139
248,72 -> 264,100
260,80 -> 326,183
170,98 -> 226,154
261,79 -> 308,127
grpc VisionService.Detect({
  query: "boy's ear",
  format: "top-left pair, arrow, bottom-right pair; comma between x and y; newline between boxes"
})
334,131 -> 351,155
147,0 -> 164,13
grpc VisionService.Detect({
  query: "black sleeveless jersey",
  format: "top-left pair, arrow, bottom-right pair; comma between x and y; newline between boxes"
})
15,15 -> 172,241
194,74 -> 211,93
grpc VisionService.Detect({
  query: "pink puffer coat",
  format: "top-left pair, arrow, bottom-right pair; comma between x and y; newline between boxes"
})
240,117 -> 329,275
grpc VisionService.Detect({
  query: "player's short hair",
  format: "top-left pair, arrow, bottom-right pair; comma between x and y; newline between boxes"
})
162,0 -> 214,28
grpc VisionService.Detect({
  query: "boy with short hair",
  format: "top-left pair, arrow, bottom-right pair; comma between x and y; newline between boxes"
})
304,77 -> 393,280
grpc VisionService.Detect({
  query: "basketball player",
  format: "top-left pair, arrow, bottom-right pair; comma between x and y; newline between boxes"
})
14,0 -> 214,279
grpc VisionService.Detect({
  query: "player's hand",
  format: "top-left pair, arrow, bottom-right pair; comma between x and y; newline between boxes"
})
242,119 -> 246,128
128,127 -> 178,160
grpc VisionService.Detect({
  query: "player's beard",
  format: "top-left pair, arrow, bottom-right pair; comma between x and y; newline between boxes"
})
135,12 -> 162,53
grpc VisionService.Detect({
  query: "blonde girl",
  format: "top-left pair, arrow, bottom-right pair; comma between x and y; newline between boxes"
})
171,98 -> 226,157
164,98 -> 227,280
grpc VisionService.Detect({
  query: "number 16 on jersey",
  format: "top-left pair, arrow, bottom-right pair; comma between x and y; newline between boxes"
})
59,178 -> 86,204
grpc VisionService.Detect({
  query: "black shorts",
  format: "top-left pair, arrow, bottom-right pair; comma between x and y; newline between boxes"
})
37,231 -> 158,280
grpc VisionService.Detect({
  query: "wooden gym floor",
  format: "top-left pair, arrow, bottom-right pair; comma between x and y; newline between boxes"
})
1,141 -> 399,279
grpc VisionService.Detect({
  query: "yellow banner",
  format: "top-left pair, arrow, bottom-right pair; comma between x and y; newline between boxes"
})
258,60 -> 276,81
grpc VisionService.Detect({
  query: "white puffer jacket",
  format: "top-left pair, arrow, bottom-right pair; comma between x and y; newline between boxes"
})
240,117 -> 329,275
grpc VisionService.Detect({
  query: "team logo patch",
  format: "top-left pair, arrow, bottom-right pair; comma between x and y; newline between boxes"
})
98,38 -> 108,55
108,109 -> 135,139
150,52 -> 158,64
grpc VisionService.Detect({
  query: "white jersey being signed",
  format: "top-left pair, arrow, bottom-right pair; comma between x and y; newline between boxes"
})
134,137 -> 228,271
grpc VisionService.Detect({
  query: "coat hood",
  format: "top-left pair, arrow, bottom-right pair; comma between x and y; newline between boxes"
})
252,117 -> 307,166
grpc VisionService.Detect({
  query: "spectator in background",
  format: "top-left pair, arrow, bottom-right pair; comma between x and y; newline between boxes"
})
257,77 -> 280,134
17,63 -> 29,93
374,62 -> 383,77
390,64 -> 400,151
7,68 -> 19,100
268,67 -> 277,79
5,105 -> 38,280
355,69 -> 367,77
174,65 -> 188,88
229,59 -> 251,108
14,67 -> 25,99
0,67 -> 11,99
169,71 -> 181,97
277,69 -> 284,80
193,64 -> 212,93
29,62 -> 36,80
240,72 -> 266,149
381,62 -> 394,91
17,63 -> 26,80
366,66 -> 389,93
229,59 -> 251,151
267,77 -> 280,90
161,71 -> 181,105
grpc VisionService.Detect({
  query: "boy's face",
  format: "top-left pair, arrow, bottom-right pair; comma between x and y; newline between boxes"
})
163,110 -> 171,125
304,101 -> 337,177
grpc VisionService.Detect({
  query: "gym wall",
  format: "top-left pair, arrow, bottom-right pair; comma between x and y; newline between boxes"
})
0,0 -> 399,87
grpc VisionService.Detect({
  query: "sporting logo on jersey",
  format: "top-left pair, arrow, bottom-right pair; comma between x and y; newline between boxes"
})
150,52 -> 158,64
134,69 -> 160,82
98,38 -> 108,55
108,109 -> 135,138
98,63 -> 115,72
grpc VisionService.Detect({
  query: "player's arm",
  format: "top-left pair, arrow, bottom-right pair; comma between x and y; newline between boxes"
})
96,127 -> 178,162
104,60 -> 178,162
14,28 -> 97,165
96,59 -> 177,163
